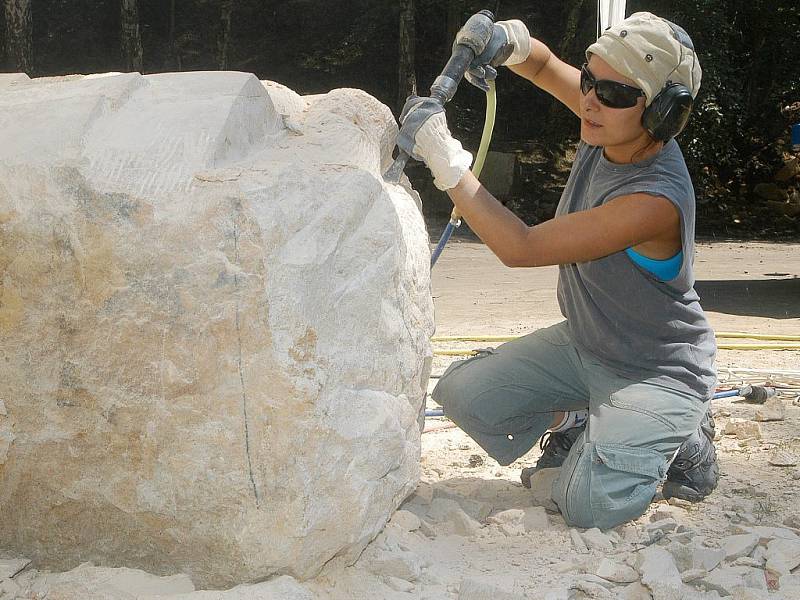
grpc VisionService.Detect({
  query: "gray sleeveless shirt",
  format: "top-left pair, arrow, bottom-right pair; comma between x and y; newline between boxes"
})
556,140 -> 716,399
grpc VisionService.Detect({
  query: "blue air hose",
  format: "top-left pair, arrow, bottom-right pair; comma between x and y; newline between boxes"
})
424,385 -> 777,418
430,219 -> 459,266
430,79 -> 497,267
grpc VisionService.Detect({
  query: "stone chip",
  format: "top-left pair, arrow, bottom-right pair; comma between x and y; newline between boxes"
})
699,566 -> 768,596
390,510 -> 422,532
595,557 -> 639,583
722,534 -> 760,561
637,545 -> 682,590
581,528 -> 614,552
522,506 -> 551,532
724,420 -> 762,440
765,538 -> 800,574
526,467 -> 560,512
754,397 -> 786,422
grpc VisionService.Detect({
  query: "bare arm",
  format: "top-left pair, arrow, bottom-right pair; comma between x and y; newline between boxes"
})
507,38 -> 582,117
447,171 -> 680,268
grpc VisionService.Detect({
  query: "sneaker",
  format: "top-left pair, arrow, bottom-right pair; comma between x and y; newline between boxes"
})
520,424 -> 586,488
662,410 -> 719,502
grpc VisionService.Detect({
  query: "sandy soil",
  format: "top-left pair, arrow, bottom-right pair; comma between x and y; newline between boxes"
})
2,239 -> 799,600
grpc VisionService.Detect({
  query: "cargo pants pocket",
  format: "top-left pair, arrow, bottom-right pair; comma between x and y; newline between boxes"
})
553,441 -> 667,530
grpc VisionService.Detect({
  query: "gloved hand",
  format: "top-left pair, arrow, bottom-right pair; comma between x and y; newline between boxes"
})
397,95 -> 473,191
462,19 -> 532,92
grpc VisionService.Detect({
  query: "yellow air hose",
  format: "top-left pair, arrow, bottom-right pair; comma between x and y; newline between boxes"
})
432,332 -> 800,356
472,79 -> 498,180
430,79 -> 497,266
449,79 -> 497,225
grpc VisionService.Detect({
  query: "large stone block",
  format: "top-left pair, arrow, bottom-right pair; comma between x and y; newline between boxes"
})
0,71 -> 434,587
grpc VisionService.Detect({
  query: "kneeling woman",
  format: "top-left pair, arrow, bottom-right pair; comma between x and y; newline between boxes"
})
399,12 -> 718,529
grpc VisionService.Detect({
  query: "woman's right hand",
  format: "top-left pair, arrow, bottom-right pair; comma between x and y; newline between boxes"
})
464,20 -> 532,91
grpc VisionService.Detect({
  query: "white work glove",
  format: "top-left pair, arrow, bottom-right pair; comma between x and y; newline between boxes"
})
397,96 -> 472,191
464,19 -> 532,91
498,20 -> 533,65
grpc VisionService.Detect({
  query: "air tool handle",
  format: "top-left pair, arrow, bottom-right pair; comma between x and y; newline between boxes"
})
740,385 -> 777,404
384,10 -> 495,184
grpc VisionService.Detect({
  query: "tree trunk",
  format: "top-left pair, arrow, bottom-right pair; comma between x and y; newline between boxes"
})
120,0 -> 143,72
165,0 -> 181,70
558,0 -> 588,58
4,0 -> 32,73
217,0 -> 234,70
397,0 -> 416,111
445,0 -> 463,62
543,0 -> 587,138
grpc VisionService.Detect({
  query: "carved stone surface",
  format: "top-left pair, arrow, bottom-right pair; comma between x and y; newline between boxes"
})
0,71 -> 433,587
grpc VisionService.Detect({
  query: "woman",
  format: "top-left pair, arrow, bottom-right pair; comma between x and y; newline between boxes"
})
398,12 -> 718,529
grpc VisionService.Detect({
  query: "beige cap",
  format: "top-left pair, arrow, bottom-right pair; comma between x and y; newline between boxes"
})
586,12 -> 702,106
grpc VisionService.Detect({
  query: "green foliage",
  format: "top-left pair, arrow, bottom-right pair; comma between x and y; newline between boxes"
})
630,0 -> 800,206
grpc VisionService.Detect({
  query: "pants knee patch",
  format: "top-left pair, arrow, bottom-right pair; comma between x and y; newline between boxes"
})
431,350 -> 495,410
554,441 -> 667,530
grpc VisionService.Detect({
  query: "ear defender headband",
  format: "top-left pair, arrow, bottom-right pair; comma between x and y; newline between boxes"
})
641,20 -> 696,142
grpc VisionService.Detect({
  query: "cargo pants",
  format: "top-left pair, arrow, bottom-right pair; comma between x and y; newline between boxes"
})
431,321 -> 708,530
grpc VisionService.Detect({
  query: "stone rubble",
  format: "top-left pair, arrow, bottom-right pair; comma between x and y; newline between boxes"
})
620,581 -> 654,600
488,508 -> 528,537
424,497 -> 483,537
140,576 -> 315,599
571,578 -> 615,598
3,441 -> 800,599
681,568 -> 709,583
646,518 -> 680,536
637,545 -> 683,590
700,565 -> 769,595
359,547 -> 423,582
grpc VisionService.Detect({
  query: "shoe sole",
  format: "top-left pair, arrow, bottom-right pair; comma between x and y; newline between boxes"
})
661,479 -> 716,502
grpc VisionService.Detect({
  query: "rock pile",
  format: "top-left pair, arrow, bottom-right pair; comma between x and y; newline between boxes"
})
3,486 -> 800,599
384,478 -> 800,599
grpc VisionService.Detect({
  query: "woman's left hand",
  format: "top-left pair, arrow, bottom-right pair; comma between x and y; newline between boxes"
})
397,96 -> 473,191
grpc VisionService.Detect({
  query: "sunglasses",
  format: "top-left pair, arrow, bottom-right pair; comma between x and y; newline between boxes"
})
580,63 -> 645,109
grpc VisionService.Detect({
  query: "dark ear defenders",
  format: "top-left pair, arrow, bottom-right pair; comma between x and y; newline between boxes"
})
642,81 -> 694,141
641,19 -> 696,141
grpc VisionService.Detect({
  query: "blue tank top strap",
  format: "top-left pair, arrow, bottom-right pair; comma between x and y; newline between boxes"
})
624,247 -> 683,281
